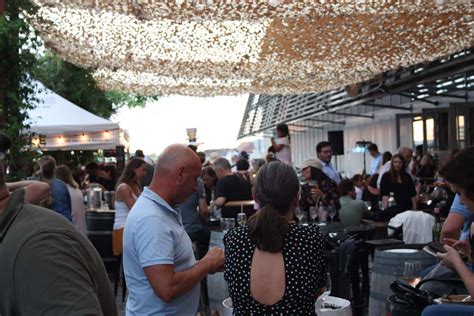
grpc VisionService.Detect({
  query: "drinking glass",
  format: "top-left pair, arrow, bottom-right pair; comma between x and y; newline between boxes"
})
221,218 -> 235,232
295,207 -> 304,222
309,206 -> 318,223
237,213 -> 247,226
318,206 -> 328,223
364,201 -> 372,211
328,206 -> 337,222
378,201 -> 385,211
308,180 -> 319,189
403,261 -> 422,287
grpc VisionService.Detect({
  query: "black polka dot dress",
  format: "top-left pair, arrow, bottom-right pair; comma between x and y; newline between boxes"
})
224,223 -> 327,315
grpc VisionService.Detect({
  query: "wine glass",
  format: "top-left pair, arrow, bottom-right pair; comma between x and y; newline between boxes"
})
318,205 -> 328,224
295,207 -> 304,223
315,272 -> 332,311
364,201 -> 372,211
328,206 -> 337,222
309,206 -> 318,223
237,213 -> 247,226
403,261 -> 422,287
378,201 -> 385,211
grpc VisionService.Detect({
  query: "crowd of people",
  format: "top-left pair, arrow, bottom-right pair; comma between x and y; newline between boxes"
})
1,121 -> 473,315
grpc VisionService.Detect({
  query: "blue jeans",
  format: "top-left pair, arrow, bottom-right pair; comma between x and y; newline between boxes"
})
422,304 -> 474,315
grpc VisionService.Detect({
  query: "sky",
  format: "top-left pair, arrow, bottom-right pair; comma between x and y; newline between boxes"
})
112,95 -> 249,156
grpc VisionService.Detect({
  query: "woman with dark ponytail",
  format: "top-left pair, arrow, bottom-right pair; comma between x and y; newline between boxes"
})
224,161 -> 327,314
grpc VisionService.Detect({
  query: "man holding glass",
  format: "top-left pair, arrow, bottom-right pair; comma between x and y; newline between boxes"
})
123,145 -> 224,315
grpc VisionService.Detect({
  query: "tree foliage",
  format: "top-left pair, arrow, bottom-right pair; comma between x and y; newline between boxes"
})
0,0 -> 41,181
33,52 -> 158,119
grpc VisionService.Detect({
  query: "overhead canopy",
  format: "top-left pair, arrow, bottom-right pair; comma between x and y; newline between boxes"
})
28,1 -> 473,97
26,81 -> 129,151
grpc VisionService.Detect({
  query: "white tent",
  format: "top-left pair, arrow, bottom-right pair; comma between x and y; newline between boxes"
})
26,81 -> 129,151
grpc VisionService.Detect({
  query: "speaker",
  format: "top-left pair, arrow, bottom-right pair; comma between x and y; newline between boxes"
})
328,131 -> 344,155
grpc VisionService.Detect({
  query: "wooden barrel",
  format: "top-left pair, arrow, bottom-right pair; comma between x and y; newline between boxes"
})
86,212 -> 118,274
368,244 -> 437,316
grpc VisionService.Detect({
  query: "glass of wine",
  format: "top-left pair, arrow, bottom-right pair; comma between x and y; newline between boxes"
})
318,205 -> 328,224
328,206 -> 337,222
403,261 -> 422,287
309,206 -> 318,223
378,201 -> 385,211
295,207 -> 304,223
364,201 -> 372,211
237,213 -> 247,226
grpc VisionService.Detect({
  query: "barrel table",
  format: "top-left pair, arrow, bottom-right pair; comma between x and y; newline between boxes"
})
368,244 -> 437,316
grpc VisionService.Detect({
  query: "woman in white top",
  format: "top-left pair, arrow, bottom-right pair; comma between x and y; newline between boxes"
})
55,165 -> 87,235
271,123 -> 292,165
112,158 -> 147,256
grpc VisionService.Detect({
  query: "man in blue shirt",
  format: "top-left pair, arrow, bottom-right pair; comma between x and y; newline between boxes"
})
123,144 -> 224,315
316,141 -> 341,184
441,193 -> 474,241
368,143 -> 382,175
37,156 -> 72,221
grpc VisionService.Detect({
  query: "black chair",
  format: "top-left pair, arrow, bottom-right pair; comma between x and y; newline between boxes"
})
86,212 -> 123,299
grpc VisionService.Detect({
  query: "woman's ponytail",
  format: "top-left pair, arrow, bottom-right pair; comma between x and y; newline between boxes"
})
246,161 -> 299,253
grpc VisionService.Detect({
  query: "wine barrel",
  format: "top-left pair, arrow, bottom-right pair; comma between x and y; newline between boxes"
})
86,211 -> 118,274
368,244 -> 437,316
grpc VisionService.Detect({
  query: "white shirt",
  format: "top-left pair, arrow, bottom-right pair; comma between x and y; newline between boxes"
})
275,136 -> 292,165
388,210 -> 435,244
113,191 -> 138,230
355,186 -> 363,200
369,153 -> 382,175
320,160 -> 341,184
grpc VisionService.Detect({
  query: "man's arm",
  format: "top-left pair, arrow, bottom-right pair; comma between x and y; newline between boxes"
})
440,212 -> 464,240
7,181 -> 50,205
214,197 -> 226,208
144,247 -> 223,303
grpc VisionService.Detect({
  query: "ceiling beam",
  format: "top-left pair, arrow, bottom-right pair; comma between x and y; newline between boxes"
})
397,92 -> 439,106
306,118 -> 345,125
361,103 -> 413,111
327,112 -> 374,119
